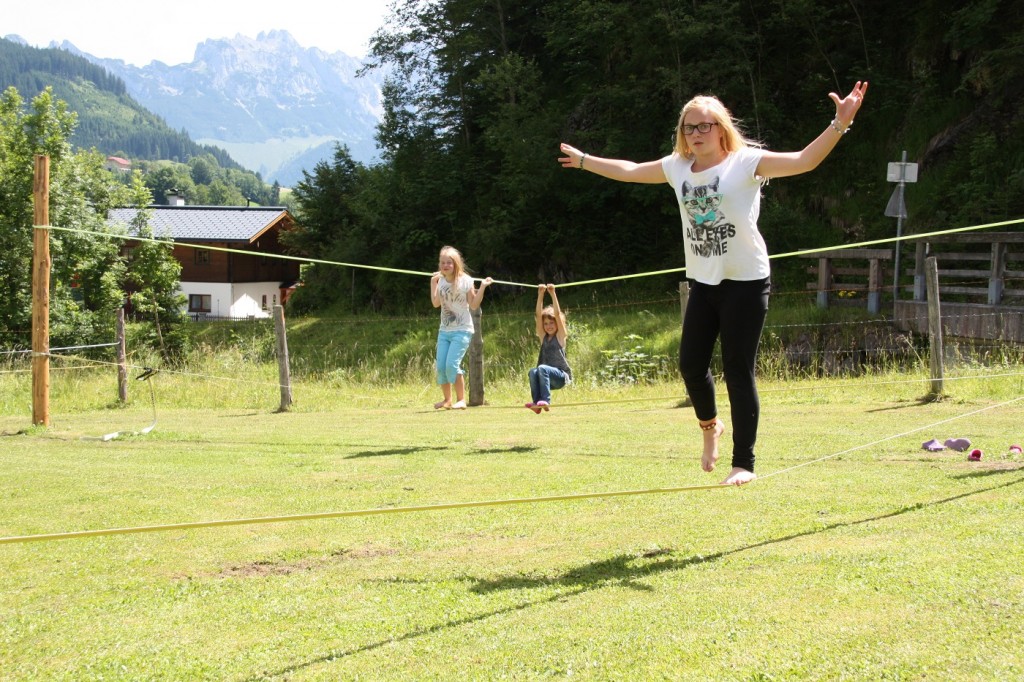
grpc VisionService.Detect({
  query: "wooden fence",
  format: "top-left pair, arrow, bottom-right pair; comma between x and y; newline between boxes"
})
802,233 -> 1024,342
895,232 -> 1024,342
801,248 -> 892,314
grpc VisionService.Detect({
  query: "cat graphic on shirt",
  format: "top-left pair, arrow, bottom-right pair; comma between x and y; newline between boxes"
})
681,177 -> 736,258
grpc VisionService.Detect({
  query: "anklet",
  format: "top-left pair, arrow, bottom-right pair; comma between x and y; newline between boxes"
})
699,419 -> 718,431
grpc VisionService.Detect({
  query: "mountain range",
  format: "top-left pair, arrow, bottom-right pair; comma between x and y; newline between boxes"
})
10,30 -> 385,186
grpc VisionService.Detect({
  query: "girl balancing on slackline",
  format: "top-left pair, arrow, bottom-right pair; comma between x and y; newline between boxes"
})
558,82 -> 868,485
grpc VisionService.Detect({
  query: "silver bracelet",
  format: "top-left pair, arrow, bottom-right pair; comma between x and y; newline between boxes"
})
579,153 -> 587,170
830,118 -> 851,135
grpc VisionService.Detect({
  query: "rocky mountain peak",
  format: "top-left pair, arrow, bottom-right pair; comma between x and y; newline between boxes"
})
81,30 -> 384,185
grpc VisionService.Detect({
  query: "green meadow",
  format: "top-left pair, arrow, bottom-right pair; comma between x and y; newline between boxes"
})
1,302 -> 1023,680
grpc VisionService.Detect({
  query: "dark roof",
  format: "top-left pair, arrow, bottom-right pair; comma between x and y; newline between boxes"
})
106,205 -> 293,243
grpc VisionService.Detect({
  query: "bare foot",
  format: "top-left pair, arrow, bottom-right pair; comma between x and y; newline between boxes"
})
721,467 -> 756,486
701,419 -> 725,472
434,400 -> 451,410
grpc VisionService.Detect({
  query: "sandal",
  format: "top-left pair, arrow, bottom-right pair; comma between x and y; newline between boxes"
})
944,437 -> 971,452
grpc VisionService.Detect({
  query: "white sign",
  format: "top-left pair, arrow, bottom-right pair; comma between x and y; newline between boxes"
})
887,162 -> 918,183
884,186 -> 907,218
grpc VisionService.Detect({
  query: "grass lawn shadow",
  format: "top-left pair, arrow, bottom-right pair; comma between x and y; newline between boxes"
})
252,474 -> 1024,679
346,445 -> 452,458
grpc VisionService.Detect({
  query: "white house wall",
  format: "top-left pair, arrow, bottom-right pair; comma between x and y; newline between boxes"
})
178,282 -> 279,319
179,282 -> 233,319
231,282 -> 282,319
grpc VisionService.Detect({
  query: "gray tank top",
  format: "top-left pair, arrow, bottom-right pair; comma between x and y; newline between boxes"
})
537,335 -> 572,380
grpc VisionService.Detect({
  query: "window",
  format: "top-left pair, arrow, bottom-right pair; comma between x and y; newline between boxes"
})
195,249 -> 211,265
261,294 -> 268,311
189,294 -> 212,313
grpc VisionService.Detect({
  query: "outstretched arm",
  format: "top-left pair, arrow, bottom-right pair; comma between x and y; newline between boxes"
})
534,284 -> 546,339
548,284 -> 568,347
756,81 -> 868,179
558,143 -> 667,184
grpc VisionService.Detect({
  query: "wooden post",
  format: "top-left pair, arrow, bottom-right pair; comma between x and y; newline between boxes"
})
913,242 -> 927,301
867,257 -> 882,314
468,307 -> 484,406
31,155 -> 51,427
273,305 -> 292,411
116,308 -> 128,403
678,281 -> 689,331
988,241 -> 1006,305
925,257 -> 944,395
816,256 -> 832,308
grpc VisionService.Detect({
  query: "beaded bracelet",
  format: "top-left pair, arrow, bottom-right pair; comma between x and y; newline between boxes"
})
830,118 -> 852,135
579,153 -> 587,170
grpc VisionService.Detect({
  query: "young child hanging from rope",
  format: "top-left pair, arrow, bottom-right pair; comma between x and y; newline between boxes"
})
525,284 -> 573,413
430,245 -> 492,410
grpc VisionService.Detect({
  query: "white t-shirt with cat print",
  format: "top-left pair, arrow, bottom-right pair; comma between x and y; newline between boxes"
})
437,273 -> 475,333
662,147 -> 770,285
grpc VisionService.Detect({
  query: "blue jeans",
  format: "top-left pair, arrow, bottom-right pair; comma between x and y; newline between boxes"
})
436,330 -> 472,385
528,365 -> 569,403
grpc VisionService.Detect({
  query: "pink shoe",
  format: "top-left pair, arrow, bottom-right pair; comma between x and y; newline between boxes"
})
968,449 -> 982,462
525,402 -> 541,414
537,400 -> 550,412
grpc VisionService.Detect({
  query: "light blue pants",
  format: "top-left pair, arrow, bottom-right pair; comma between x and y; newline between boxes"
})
436,330 -> 472,385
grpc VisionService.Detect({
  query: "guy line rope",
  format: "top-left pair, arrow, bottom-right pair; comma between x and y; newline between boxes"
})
5,217 -> 1019,545
39,217 -> 1024,289
2,395 -> 1021,546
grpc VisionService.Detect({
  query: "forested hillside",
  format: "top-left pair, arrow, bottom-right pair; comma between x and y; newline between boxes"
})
289,0 -> 1024,311
0,38 -> 244,175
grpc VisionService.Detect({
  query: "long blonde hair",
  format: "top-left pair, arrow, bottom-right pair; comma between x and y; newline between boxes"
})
673,95 -> 761,159
438,245 -> 467,282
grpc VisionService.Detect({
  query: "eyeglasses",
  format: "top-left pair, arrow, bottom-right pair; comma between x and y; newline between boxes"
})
682,122 -> 718,135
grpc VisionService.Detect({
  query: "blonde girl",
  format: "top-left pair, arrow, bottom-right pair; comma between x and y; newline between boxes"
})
558,82 -> 867,484
430,245 -> 492,409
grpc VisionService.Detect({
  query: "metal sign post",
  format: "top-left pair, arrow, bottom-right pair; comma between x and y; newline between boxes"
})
885,151 -> 918,310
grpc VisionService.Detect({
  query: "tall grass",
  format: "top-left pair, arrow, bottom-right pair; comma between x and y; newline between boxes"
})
2,294 -> 1022,418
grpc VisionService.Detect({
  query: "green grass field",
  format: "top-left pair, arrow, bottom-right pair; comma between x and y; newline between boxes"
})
2,365 -> 1023,680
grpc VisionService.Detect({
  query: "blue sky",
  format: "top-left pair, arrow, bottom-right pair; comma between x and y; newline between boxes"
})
6,0 -> 393,65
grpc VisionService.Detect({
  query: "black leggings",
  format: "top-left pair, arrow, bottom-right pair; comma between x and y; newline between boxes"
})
679,278 -> 770,472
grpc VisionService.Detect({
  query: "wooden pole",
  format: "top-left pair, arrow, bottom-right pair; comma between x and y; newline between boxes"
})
273,305 -> 292,411
925,257 -> 944,396
678,281 -> 689,331
988,241 -> 1006,305
867,257 -> 882,314
117,308 -> 128,403
31,155 -> 51,427
913,241 -> 927,301
468,307 -> 484,406
816,256 -> 831,308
